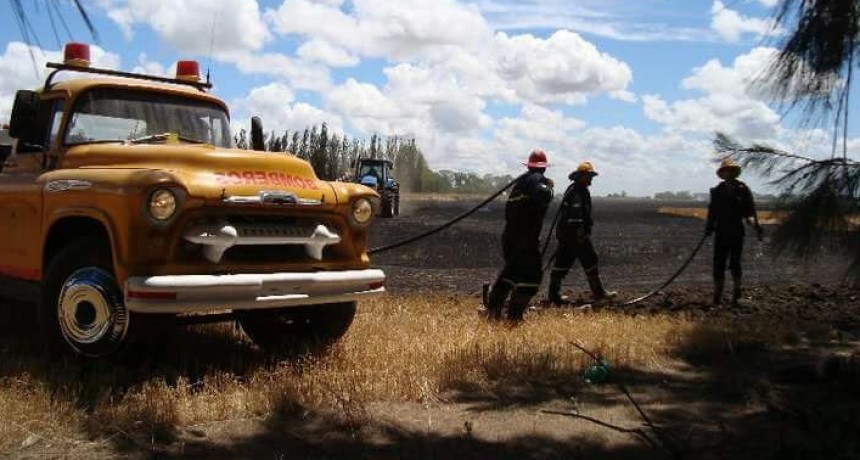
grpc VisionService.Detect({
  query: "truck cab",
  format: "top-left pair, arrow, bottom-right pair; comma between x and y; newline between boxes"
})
0,43 -> 385,357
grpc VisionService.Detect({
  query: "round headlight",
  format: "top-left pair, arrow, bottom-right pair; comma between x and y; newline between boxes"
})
352,198 -> 373,225
148,188 -> 177,221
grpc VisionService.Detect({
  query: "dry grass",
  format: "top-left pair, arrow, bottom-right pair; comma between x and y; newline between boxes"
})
0,294 -> 811,455
658,206 -> 860,227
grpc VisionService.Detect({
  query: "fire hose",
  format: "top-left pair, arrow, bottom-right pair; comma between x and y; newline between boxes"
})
367,175 -> 520,255
367,175 -> 711,307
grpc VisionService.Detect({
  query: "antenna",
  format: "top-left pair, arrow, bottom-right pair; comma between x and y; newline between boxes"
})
206,8 -> 219,86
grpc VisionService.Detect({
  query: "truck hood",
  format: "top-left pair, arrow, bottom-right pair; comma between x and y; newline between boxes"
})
62,143 -> 336,204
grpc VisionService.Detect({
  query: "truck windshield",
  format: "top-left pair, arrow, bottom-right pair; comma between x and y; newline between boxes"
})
65,88 -> 234,148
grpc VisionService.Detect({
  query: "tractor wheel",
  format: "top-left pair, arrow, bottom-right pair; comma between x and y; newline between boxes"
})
381,198 -> 394,218
41,237 -> 130,357
238,302 -> 356,353
393,195 -> 400,216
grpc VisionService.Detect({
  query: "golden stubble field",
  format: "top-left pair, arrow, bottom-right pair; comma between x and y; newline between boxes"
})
3,291 -> 857,459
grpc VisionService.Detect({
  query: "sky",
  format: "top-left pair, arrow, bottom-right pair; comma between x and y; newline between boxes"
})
1,0 -> 859,196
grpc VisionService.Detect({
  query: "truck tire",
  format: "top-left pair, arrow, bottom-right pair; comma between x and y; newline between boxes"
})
41,237 -> 130,357
238,302 -> 356,353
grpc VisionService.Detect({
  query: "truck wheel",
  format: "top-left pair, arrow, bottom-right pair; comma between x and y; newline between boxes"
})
238,302 -> 356,353
381,198 -> 394,218
41,238 -> 129,358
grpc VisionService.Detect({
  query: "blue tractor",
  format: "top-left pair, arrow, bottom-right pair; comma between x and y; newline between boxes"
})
354,158 -> 400,217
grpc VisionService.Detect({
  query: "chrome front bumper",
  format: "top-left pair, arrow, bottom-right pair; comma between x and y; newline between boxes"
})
124,269 -> 385,314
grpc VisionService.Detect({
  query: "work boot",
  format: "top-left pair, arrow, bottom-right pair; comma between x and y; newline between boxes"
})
586,268 -> 617,302
712,278 -> 725,306
483,280 -> 511,321
548,273 -> 568,305
506,291 -> 532,324
731,277 -> 742,306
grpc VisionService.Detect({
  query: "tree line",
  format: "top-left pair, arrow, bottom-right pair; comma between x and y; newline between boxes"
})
234,124 -> 513,194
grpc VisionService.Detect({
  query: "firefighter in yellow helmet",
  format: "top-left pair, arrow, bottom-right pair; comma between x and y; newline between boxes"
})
706,158 -> 762,306
548,161 -> 616,304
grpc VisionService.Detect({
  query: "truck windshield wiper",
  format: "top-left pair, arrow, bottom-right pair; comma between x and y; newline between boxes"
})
128,133 -> 205,145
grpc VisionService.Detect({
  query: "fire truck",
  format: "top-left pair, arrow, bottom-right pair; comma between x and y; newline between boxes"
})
0,43 -> 385,357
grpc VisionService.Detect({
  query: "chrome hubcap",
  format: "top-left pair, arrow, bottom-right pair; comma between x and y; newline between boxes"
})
58,268 -> 128,350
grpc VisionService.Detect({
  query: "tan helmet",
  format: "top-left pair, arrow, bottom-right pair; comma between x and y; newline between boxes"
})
569,161 -> 598,180
717,158 -> 741,179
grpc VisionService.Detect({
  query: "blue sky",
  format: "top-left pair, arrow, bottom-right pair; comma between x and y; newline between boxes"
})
1,0 -> 858,196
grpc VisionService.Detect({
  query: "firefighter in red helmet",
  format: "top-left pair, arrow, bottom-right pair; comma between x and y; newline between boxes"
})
483,149 -> 554,323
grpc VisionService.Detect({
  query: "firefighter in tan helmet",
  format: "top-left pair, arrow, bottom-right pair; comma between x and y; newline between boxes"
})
706,158 -> 762,306
549,161 -> 616,304
548,161 -> 617,304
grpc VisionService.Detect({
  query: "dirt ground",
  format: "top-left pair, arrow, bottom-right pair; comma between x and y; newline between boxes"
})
372,196 -> 852,295
3,196 -> 860,459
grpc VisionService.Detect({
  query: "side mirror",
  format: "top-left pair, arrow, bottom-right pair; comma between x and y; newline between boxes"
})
9,90 -> 39,143
250,116 -> 265,151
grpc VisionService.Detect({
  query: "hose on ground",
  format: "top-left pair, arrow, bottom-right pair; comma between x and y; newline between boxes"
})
617,232 -> 710,306
368,175 -> 521,255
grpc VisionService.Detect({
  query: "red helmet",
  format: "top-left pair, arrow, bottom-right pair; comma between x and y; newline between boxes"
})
524,149 -> 548,168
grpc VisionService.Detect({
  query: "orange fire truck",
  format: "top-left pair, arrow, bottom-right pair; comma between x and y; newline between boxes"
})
0,43 -> 385,357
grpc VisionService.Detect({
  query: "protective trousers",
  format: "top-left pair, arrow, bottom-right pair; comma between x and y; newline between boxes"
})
713,233 -> 744,304
486,240 -> 542,322
549,234 -> 608,301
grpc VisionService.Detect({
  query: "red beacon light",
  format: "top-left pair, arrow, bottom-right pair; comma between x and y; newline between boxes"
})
175,60 -> 200,82
63,42 -> 91,67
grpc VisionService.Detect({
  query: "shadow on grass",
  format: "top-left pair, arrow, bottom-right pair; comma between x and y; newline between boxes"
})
3,297 -> 859,459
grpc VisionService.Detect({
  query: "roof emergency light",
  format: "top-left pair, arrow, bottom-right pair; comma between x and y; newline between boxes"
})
63,42 -> 91,67
176,60 -> 200,82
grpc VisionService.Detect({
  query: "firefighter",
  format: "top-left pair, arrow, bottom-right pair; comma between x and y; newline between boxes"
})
548,161 -> 616,304
706,158 -> 762,306
483,149 -> 554,322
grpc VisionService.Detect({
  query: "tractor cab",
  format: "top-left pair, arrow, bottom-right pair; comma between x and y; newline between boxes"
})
354,158 -> 400,217
356,159 -> 392,188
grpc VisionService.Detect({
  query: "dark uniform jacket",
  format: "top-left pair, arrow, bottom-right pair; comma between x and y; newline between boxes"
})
503,170 -> 553,253
706,179 -> 756,237
556,184 -> 592,244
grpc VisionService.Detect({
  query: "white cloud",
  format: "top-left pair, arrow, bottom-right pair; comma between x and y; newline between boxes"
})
757,0 -> 779,7
710,1 -> 780,42
474,0 -> 715,43
642,47 -> 783,139
104,0 -> 270,55
496,104 -> 585,146
493,30 -> 633,105
297,39 -> 359,68
232,82 -> 344,136
487,110 -> 716,195
131,53 -> 172,77
230,52 -> 332,92
266,0 -> 493,60
0,42 -> 120,122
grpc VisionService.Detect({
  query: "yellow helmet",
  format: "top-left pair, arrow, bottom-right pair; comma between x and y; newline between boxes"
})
569,161 -> 598,179
717,158 -> 741,179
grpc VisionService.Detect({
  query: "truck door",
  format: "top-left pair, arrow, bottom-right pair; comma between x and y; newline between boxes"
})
0,97 -> 64,281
